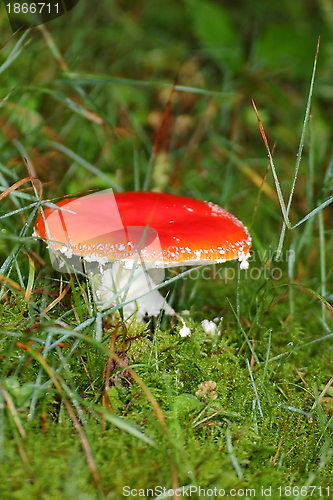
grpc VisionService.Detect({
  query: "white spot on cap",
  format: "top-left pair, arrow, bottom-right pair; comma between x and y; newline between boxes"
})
84,254 -> 109,265
59,246 -> 73,259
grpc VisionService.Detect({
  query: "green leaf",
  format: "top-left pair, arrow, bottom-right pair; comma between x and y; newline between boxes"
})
187,0 -> 236,47
99,408 -> 157,447
186,0 -> 241,70
173,394 -> 202,416
256,23 -> 316,77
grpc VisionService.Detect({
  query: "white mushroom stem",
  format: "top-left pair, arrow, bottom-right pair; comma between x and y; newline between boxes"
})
95,262 -> 175,321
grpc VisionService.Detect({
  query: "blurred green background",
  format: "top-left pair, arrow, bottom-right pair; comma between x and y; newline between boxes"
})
1,0 -> 332,201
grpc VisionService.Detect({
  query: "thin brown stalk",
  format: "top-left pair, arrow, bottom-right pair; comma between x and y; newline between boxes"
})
0,177 -> 42,202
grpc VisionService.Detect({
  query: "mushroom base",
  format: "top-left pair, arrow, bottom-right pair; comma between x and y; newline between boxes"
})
95,262 -> 175,321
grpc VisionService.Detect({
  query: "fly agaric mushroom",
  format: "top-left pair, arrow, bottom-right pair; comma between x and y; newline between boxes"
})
34,191 -> 251,320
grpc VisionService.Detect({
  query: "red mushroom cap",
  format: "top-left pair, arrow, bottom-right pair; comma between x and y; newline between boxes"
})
34,191 -> 251,268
